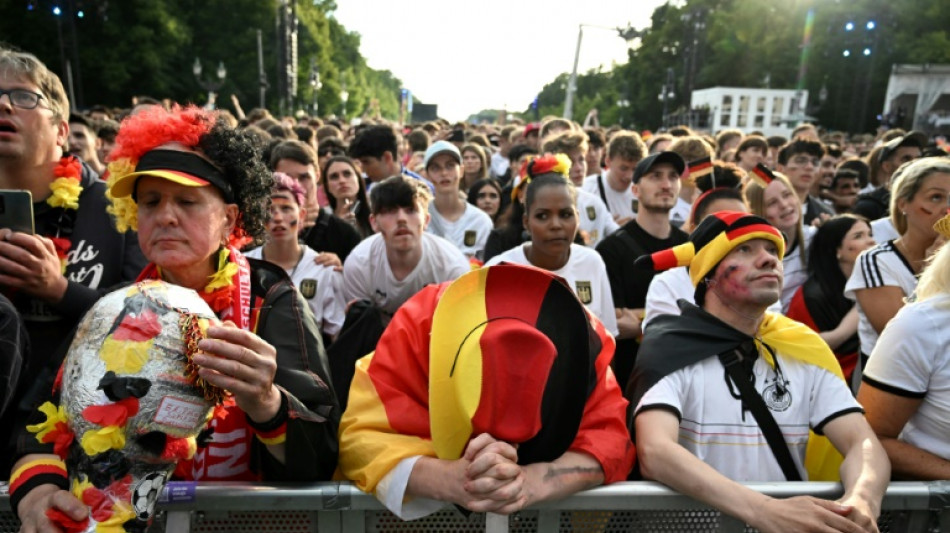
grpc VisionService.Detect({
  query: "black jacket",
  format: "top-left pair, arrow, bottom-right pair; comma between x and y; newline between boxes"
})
301,209 -> 362,263
852,187 -> 890,222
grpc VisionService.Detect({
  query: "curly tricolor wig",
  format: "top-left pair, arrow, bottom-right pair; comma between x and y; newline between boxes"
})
105,106 -> 272,246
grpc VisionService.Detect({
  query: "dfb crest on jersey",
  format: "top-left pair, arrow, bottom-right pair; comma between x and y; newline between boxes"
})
575,281 -> 592,304
300,278 -> 317,299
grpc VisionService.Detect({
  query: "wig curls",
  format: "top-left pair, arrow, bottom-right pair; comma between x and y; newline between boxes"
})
106,106 -> 272,245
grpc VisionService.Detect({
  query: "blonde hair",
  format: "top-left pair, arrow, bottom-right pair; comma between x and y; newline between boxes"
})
915,241 -> 950,303
890,157 -> 950,235
743,171 -> 805,266
669,135 -> 715,164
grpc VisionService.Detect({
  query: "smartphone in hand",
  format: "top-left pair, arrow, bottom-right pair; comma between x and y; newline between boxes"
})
0,190 -> 34,234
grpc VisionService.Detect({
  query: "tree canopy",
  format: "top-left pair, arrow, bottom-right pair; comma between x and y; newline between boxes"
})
0,0 -> 406,119
527,0 -> 950,133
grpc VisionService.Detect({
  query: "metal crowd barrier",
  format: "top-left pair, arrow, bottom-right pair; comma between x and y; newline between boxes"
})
2,481 -> 950,532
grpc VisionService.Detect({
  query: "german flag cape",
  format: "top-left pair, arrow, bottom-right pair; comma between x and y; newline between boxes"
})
629,300 -> 844,481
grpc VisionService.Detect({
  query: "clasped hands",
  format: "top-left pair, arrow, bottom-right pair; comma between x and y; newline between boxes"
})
451,433 -> 534,515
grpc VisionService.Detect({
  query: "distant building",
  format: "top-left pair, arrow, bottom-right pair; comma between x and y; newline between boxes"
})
691,87 -> 810,136
883,64 -> 950,133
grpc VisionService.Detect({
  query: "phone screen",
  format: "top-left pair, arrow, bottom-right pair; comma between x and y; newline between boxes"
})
0,190 -> 35,234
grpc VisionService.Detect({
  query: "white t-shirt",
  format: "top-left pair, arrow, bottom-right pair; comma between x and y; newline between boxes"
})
582,172 -> 636,221
643,267 -> 782,331
490,151 -> 509,180
245,246 -> 346,336
669,197 -> 692,228
343,233 -> 470,315
636,348 -> 861,481
844,240 -> 918,356
870,217 -> 899,243
864,294 -> 950,461
780,225 -> 816,313
426,202 -> 494,259
485,243 -> 619,336
576,188 -> 620,248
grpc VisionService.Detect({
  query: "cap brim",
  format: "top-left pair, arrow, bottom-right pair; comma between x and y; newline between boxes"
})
635,151 -> 686,182
110,170 -> 212,198
425,150 -> 461,169
654,151 -> 687,174
903,131 -> 927,148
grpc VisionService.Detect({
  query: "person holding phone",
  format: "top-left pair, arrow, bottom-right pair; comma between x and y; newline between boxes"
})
0,48 -> 145,473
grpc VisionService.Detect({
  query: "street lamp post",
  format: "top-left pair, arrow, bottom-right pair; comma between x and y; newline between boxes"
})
616,98 -> 631,128
193,58 -> 227,109
658,68 -> 676,130
340,80 -> 349,120
309,59 -> 321,117
563,23 -> 642,120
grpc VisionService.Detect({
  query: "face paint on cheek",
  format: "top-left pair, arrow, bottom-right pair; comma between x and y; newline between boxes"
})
716,264 -> 751,299
289,218 -> 298,227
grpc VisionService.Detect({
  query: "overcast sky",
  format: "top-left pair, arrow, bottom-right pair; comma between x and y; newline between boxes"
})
333,0 -> 668,121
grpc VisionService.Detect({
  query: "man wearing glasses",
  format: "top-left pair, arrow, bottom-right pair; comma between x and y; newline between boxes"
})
775,138 -> 835,226
0,47 -> 145,474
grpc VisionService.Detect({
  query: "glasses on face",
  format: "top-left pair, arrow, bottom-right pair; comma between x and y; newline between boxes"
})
790,155 -> 820,168
0,88 -> 47,110
319,149 -> 345,157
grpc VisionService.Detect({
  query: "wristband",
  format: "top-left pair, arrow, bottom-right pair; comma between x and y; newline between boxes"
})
246,391 -> 288,445
9,458 -> 69,519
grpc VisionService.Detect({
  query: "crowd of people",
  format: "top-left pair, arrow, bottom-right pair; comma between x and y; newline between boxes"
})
2,44 -> 950,532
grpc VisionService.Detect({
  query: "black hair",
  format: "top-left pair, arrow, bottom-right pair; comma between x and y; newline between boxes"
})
837,159 -> 870,188
321,155 -> 373,237
466,178 -> 503,222
766,135 -> 788,148
690,162 -> 745,227
198,119 -> 273,241
293,125 -> 315,144
585,128 -> 606,149
318,136 -> 347,157
777,138 -> 826,165
369,175 -> 432,215
524,173 -> 576,212
349,124 -> 398,160
807,214 -> 867,316
96,119 -> 120,142
508,144 -> 538,164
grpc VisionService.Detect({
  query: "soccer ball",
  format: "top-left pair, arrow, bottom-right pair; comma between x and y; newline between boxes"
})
132,471 -> 169,521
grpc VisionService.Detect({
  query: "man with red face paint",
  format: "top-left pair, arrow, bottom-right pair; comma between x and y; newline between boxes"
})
629,211 -> 889,533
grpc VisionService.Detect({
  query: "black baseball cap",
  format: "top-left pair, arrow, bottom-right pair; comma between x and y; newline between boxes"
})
878,131 -> 927,164
633,151 -> 686,183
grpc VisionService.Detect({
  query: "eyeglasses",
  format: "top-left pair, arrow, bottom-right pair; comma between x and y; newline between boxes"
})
790,155 -> 820,168
318,148 -> 345,157
0,88 -> 47,110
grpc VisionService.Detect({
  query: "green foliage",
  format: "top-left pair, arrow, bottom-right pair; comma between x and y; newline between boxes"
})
522,0 -> 948,133
0,0 -> 405,119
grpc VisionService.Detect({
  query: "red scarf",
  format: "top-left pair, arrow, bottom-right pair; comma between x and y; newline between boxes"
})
136,245 -> 260,481
135,245 -> 252,329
